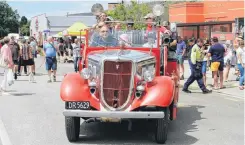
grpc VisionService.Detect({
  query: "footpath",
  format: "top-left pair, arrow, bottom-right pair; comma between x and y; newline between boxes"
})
179,61 -> 245,99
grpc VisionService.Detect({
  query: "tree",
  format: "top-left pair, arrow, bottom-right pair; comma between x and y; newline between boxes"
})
20,16 -> 28,27
106,1 -> 151,30
20,20 -> 30,36
0,1 -> 20,38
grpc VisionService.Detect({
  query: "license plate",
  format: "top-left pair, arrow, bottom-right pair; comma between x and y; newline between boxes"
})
65,102 -> 90,110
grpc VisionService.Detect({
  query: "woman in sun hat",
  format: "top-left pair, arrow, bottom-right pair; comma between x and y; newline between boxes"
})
119,33 -> 131,47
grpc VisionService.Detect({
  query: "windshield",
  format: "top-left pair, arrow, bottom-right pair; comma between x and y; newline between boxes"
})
88,29 -> 159,48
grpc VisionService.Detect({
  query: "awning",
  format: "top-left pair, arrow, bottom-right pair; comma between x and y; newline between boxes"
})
63,22 -> 87,36
176,21 -> 234,27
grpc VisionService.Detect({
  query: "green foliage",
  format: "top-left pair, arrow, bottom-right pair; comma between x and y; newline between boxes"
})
106,1 -> 151,30
0,1 -> 20,37
20,21 -> 30,36
20,16 -> 28,27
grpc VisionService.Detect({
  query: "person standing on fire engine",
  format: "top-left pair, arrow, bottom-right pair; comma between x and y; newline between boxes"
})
182,38 -> 212,94
98,12 -> 107,23
159,21 -> 177,75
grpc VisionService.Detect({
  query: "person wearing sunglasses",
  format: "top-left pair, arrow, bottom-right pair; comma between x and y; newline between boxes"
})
90,25 -> 118,47
126,18 -> 134,31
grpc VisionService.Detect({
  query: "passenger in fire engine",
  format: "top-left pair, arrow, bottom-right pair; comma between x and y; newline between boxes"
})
98,12 -> 107,22
90,25 -> 118,47
89,22 -> 104,45
119,34 -> 131,47
126,18 -> 134,31
144,13 -> 156,32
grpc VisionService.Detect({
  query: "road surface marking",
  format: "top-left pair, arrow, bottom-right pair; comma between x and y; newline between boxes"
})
0,92 -> 11,96
224,97 -> 240,102
0,117 -> 12,145
217,93 -> 244,101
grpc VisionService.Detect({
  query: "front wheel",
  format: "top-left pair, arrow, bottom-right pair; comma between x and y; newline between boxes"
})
155,108 -> 170,144
65,117 -> 80,142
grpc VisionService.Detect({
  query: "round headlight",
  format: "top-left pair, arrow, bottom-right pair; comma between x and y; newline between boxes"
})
81,68 -> 91,79
144,70 -> 154,82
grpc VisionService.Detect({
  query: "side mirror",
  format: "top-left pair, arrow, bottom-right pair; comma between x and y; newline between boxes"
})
170,23 -> 177,32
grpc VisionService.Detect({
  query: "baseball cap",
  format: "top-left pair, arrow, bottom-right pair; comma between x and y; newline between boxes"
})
106,16 -> 114,21
212,36 -> 218,42
238,35 -> 244,40
144,13 -> 155,19
188,38 -> 195,43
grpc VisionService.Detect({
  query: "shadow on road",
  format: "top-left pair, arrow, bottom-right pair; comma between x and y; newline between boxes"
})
74,105 -> 204,145
11,93 -> 36,96
34,73 -> 47,76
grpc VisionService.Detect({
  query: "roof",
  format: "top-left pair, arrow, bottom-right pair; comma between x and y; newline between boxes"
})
67,12 -> 94,16
47,16 -> 97,27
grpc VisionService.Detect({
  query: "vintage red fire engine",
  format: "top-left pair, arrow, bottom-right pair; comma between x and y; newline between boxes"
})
60,27 -> 180,143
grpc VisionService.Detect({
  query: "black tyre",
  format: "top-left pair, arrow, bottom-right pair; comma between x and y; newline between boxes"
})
155,108 -> 170,144
65,117 -> 80,142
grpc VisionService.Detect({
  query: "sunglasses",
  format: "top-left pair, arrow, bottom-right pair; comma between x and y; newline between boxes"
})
101,30 -> 108,33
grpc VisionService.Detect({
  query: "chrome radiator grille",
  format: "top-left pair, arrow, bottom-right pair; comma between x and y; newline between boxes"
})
102,61 -> 132,109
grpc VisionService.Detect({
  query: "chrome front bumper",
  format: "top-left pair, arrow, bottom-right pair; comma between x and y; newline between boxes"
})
63,110 -> 165,119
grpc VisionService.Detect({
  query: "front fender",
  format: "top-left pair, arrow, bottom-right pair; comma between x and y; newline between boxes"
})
60,73 -> 100,110
131,76 -> 175,110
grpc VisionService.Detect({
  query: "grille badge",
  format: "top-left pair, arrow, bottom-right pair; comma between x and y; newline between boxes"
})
116,64 -> 119,70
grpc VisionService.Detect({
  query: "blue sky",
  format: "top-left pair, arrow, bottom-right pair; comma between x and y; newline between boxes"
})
7,0 -> 115,19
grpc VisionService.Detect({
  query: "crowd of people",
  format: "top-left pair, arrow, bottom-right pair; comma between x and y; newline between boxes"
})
0,36 -> 37,91
0,11 -> 244,92
182,34 -> 245,93
86,11 -> 245,92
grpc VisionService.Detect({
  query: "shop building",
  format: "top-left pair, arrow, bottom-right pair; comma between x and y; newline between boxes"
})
169,1 -> 244,40
30,13 -> 96,45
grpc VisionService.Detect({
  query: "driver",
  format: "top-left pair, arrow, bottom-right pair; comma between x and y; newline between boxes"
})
143,32 -> 157,48
90,25 -> 118,47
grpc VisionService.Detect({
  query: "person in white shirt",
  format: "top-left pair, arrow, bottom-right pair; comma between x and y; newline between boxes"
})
223,40 -> 235,82
202,40 -> 211,86
72,39 -> 81,72
236,41 -> 245,90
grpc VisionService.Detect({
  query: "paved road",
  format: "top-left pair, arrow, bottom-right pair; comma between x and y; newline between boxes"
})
0,56 -> 244,145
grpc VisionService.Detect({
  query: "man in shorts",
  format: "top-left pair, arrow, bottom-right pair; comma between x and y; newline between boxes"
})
42,36 -> 59,83
176,36 -> 186,80
208,37 -> 225,89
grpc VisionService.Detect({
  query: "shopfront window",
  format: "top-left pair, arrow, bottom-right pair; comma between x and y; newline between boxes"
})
177,26 -> 198,40
199,26 -> 209,39
211,24 -> 231,33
